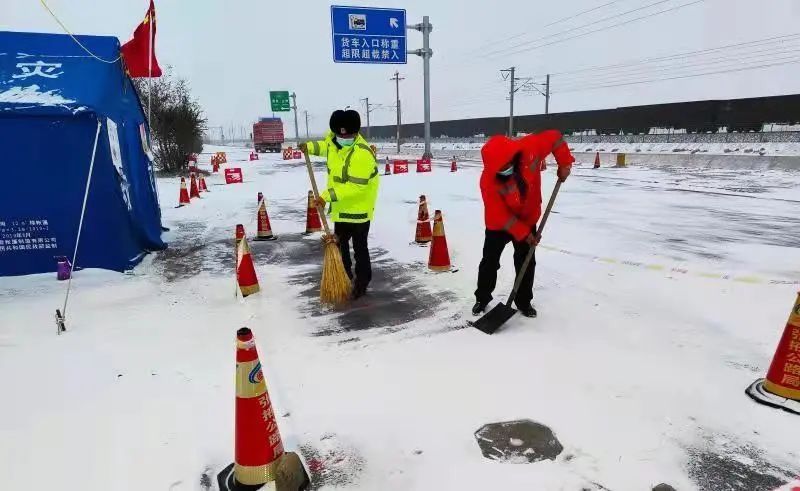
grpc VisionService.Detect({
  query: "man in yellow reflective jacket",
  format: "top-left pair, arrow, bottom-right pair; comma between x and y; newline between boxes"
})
298,109 -> 380,299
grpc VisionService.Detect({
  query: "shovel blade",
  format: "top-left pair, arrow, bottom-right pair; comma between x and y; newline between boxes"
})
470,304 -> 517,334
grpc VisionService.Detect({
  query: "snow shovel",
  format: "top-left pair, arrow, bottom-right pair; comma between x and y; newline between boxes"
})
471,180 -> 563,335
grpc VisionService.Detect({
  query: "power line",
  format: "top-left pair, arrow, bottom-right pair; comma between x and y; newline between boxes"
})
543,0 -> 626,27
466,0 -> 628,56
554,44 -> 800,88
552,57 -> 800,94
481,0 -> 678,58
487,0 -> 705,59
549,32 -> 800,77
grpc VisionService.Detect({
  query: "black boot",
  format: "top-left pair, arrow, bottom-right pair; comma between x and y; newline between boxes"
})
472,301 -> 488,316
517,303 -> 537,318
352,282 -> 367,300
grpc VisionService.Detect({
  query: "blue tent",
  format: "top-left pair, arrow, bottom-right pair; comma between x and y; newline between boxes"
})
0,31 -> 166,276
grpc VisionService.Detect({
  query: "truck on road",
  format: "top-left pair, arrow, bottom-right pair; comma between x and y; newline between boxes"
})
253,118 -> 284,153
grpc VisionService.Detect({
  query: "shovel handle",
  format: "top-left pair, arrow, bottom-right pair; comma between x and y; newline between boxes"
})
505,180 -> 562,306
302,149 -> 333,236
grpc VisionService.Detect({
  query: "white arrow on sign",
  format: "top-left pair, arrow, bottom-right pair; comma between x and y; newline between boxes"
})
389,17 -> 399,28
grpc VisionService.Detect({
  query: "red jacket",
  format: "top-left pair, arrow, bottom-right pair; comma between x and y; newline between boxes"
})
479,131 -> 574,241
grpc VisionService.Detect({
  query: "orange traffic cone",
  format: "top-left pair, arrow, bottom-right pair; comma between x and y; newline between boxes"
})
217,328 -> 309,490
305,191 -> 323,234
415,195 -> 432,244
746,292 -> 800,414
255,192 -> 276,241
451,160 -> 458,172
190,173 -> 201,198
428,210 -> 452,272
236,225 -> 260,297
177,177 -> 190,207
199,175 -> 209,193
385,160 -> 392,175
593,152 -> 601,169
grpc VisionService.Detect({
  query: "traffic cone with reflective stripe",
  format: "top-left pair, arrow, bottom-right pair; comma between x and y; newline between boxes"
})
254,192 -> 276,241
190,173 -> 201,198
746,292 -> 800,415
199,175 -> 209,193
178,177 -> 190,207
428,210 -> 452,272
593,152 -> 601,169
385,160 -> 392,175
234,327 -> 283,485
305,191 -> 323,234
215,328 -> 311,491
415,195 -> 432,244
235,225 -> 260,297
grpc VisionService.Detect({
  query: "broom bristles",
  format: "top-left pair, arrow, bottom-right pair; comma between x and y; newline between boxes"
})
321,241 -> 352,306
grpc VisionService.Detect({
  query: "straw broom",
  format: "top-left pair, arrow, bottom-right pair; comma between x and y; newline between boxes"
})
303,149 -> 352,306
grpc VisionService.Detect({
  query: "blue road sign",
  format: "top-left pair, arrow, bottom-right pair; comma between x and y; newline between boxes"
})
331,5 -> 407,64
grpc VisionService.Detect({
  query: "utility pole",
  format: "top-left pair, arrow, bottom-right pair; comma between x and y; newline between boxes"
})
391,71 -> 404,153
304,110 -> 309,138
290,92 -> 299,140
501,67 -> 516,137
545,74 -> 551,114
360,97 -> 371,138
409,16 -> 433,159
525,74 -> 551,115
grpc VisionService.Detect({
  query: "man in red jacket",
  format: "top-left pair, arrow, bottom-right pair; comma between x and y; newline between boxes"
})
473,131 -> 574,317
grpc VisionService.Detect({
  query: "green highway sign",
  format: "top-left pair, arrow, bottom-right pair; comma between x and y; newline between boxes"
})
269,91 -> 291,112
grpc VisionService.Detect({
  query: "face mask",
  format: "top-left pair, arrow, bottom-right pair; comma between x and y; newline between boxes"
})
338,137 -> 355,147
497,166 -> 514,177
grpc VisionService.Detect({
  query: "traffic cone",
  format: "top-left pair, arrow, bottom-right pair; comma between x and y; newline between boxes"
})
254,192 -> 276,241
593,152 -> 601,169
428,210 -> 452,272
385,159 -> 392,175
746,292 -> 800,415
199,175 -> 209,193
190,173 -> 201,198
177,177 -> 190,207
305,191 -> 323,234
217,327 -> 311,491
451,160 -> 457,172
415,195 -> 432,244
236,225 -> 260,297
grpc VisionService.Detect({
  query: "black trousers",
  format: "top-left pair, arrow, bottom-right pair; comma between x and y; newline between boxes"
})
334,221 -> 372,292
475,229 -> 536,307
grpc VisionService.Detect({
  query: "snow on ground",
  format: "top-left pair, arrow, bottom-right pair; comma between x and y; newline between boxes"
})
1,145 -> 800,490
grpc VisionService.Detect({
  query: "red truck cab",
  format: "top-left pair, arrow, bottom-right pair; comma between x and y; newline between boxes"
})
253,118 -> 284,153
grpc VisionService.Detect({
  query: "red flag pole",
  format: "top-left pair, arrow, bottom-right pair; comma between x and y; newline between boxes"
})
147,1 -> 153,123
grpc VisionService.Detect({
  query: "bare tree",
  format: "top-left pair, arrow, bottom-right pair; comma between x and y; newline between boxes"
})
134,68 -> 206,174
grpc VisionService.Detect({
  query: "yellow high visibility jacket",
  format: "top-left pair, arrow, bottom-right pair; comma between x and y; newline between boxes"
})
307,131 -> 380,223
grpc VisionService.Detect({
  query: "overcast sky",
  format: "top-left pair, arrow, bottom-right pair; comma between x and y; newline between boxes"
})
4,0 -> 800,137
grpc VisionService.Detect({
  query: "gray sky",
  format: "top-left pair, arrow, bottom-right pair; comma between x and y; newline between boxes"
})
4,0 -> 800,136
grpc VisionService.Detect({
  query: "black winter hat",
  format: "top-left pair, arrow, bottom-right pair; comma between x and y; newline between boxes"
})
330,109 -> 361,136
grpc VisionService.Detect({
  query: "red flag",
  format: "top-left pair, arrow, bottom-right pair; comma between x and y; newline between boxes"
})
120,0 -> 162,78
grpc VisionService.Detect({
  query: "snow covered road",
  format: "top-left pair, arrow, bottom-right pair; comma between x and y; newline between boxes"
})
1,146 -> 799,490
